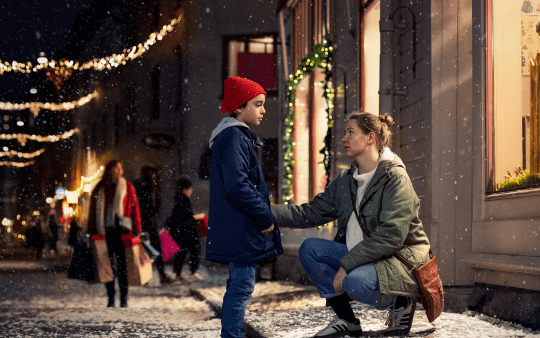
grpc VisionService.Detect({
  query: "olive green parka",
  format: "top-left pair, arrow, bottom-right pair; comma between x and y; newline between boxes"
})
271,154 -> 431,297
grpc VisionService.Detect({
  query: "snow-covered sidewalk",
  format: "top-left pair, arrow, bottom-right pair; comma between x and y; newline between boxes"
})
193,281 -> 540,338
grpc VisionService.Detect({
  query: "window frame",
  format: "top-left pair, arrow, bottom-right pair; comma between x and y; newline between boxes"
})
222,33 -> 279,97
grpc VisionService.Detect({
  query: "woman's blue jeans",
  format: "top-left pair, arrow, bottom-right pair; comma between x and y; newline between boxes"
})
299,238 -> 395,309
221,262 -> 256,338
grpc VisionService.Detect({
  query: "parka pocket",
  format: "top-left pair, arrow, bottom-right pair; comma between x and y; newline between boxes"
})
361,202 -> 380,232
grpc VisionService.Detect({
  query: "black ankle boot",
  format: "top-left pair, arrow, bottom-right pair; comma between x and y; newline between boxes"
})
107,298 -> 115,307
120,295 -> 128,308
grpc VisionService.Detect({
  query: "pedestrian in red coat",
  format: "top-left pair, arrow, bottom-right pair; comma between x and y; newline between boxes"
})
87,160 -> 141,308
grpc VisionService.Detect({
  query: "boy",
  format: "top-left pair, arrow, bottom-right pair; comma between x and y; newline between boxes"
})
207,77 -> 283,338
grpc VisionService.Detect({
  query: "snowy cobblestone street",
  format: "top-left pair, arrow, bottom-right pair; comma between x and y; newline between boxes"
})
1,252 -> 539,338
0,259 -> 228,337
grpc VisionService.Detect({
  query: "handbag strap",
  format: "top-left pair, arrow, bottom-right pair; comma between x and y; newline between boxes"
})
349,181 -> 434,271
349,185 -> 371,239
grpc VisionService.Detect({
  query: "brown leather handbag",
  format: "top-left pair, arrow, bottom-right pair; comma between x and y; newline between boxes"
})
350,189 -> 444,322
394,249 -> 444,322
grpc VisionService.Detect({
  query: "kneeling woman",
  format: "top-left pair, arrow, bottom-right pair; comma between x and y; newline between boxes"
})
272,112 -> 431,337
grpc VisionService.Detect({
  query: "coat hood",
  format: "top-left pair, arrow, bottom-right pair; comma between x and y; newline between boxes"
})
208,117 -> 249,149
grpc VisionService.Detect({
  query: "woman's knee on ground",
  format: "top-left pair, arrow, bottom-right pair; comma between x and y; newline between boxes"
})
298,238 -> 324,264
342,270 -> 377,300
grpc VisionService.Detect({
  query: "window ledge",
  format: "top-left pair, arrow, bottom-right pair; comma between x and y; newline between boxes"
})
464,253 -> 540,275
486,187 -> 540,201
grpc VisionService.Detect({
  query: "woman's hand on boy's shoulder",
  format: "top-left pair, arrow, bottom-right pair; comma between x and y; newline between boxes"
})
261,224 -> 274,236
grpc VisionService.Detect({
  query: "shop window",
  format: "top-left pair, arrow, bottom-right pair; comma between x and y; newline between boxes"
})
487,0 -> 540,192
291,0 -> 329,70
360,0 -> 380,114
223,34 -> 278,94
289,0 -> 330,204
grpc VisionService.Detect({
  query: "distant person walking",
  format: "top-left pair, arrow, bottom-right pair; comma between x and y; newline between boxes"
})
168,178 -> 202,282
32,222 -> 45,260
134,166 -> 174,285
87,160 -> 142,308
68,219 -> 81,249
48,215 -> 60,255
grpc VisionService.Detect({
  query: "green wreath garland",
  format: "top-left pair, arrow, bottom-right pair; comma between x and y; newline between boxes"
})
283,41 -> 334,204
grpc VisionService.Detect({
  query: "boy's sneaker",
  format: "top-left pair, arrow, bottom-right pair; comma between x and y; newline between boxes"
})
383,296 -> 416,336
313,317 -> 363,338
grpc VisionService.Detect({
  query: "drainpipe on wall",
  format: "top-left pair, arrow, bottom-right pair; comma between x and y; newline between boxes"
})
379,0 -> 395,116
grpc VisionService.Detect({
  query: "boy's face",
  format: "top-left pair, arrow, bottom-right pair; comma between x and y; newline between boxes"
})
235,94 -> 266,126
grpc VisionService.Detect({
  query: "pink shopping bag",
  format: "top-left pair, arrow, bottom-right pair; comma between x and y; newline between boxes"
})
159,229 -> 180,262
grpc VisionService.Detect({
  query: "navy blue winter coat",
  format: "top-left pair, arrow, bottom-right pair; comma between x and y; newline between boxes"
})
206,118 -> 283,264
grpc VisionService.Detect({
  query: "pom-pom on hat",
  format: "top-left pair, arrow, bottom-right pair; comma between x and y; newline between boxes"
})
220,77 -> 266,115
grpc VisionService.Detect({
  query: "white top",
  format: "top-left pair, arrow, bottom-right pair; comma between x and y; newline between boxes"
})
346,147 -> 395,251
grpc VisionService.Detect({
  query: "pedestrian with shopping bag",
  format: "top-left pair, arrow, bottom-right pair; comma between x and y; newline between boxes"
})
271,112 -> 436,337
134,165 -> 174,285
87,160 -> 142,308
168,178 -> 202,282
207,77 -> 283,338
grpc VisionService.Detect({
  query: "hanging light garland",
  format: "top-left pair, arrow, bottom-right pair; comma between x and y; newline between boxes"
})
0,147 -> 45,159
0,128 -> 79,147
0,160 -> 36,167
0,15 -> 183,75
0,91 -> 98,117
283,41 -> 334,204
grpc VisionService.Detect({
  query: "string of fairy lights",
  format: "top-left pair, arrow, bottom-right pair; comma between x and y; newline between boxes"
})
283,41 -> 334,204
0,92 -> 98,117
0,148 -> 45,159
0,14 -> 184,168
0,15 -> 183,75
67,165 -> 105,197
0,128 -> 79,167
0,128 -> 79,147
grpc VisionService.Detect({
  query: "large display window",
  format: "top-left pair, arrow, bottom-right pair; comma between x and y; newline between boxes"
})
488,0 -> 540,192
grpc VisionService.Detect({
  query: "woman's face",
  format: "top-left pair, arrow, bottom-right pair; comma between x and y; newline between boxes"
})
111,163 -> 124,180
235,94 -> 266,126
341,119 -> 373,159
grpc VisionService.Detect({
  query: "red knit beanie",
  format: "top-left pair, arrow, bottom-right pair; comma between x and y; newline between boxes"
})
220,77 -> 266,115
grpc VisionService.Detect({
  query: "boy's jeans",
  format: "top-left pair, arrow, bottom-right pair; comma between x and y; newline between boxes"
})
221,262 -> 256,338
299,237 -> 395,309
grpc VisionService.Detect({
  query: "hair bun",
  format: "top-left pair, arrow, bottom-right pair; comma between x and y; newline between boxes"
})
379,115 -> 394,127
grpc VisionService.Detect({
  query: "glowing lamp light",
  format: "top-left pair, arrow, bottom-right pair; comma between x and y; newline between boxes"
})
2,218 -> 11,226
45,197 -> 53,204
29,88 -> 37,94
37,57 -> 48,64
16,121 -> 24,126
66,191 -> 78,204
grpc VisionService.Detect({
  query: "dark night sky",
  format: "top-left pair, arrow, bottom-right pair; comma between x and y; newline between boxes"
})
0,0 -> 93,102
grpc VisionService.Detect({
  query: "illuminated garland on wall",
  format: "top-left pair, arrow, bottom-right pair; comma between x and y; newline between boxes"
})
0,15 -> 183,75
68,165 -> 105,197
0,128 -> 79,146
283,41 -> 334,204
0,92 -> 98,117
0,148 -> 45,159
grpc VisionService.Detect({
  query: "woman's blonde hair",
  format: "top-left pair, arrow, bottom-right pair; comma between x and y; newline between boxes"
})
346,111 -> 394,151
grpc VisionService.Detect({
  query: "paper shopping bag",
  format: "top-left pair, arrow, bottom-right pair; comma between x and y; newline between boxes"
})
194,213 -> 208,238
90,234 -> 114,283
141,240 -> 161,261
122,234 -> 153,286
159,229 -> 180,262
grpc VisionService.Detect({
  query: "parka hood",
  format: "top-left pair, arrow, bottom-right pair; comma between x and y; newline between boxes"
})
208,117 -> 249,149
